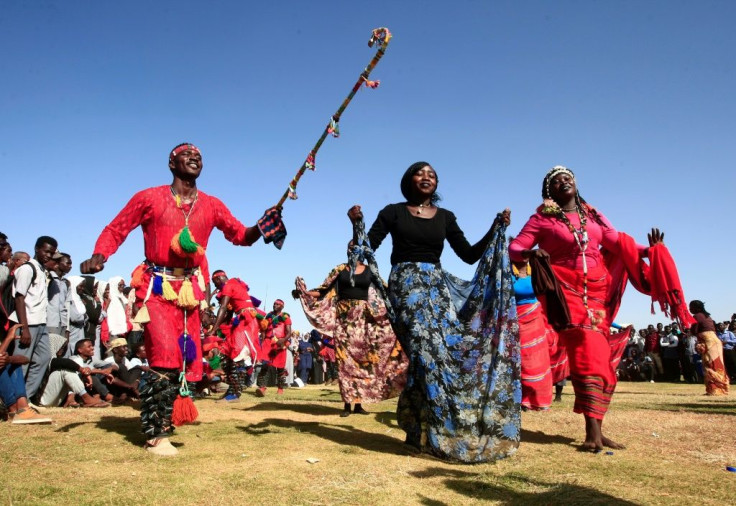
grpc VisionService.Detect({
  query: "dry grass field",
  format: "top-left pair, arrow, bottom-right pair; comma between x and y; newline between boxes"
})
0,382 -> 733,505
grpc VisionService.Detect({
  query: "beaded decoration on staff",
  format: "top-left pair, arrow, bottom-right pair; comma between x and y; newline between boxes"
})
274,27 -> 393,210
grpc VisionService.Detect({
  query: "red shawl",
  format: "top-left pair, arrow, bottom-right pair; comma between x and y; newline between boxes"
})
606,233 -> 694,329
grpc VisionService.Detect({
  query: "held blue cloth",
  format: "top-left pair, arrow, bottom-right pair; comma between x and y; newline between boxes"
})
380,219 -> 521,463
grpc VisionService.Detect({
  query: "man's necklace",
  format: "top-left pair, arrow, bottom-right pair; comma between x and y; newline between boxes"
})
170,186 -> 198,224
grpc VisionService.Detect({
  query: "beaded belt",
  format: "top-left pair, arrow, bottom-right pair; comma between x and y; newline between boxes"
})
144,261 -> 196,278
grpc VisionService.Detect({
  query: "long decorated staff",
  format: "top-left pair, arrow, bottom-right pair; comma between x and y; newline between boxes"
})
259,28 -> 392,249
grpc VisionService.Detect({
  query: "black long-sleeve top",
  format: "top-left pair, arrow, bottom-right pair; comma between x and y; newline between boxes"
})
336,268 -> 373,301
49,358 -> 82,373
367,203 -> 493,265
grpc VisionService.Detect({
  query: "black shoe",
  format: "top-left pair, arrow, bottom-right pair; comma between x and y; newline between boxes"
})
353,405 -> 369,415
340,410 -> 351,417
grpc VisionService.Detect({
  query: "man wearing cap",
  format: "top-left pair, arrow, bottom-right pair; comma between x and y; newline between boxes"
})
81,142 -> 284,456
104,338 -> 141,402
208,270 -> 261,402
10,236 -> 58,400
255,299 -> 292,396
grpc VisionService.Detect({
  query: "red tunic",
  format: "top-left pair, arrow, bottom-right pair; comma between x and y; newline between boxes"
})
92,185 -> 253,372
264,312 -> 291,368
93,185 -> 251,282
218,278 -> 261,361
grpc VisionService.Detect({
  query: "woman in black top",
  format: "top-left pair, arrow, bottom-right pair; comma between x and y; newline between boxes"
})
347,161 -> 519,463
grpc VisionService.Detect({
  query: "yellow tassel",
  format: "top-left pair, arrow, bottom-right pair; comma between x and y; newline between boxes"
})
133,305 -> 150,324
177,278 -> 198,309
162,274 -> 178,301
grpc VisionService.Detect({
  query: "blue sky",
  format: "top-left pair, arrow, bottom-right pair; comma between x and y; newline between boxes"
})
2,1 -> 734,331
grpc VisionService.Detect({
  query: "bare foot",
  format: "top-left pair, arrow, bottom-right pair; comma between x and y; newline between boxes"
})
581,438 -> 603,452
598,418 -> 625,449
582,415 -> 603,451
601,435 -> 626,449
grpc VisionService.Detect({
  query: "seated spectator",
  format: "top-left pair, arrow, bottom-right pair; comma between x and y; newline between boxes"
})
127,342 -> 149,392
622,348 -> 654,382
103,338 -> 141,402
197,338 -> 224,396
38,338 -> 111,408
0,324 -> 53,423
71,338 -> 117,403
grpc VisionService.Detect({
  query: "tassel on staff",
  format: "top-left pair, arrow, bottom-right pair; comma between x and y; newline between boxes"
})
273,28 -> 393,212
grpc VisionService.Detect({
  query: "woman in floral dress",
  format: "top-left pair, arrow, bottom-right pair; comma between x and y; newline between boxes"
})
347,161 -> 519,463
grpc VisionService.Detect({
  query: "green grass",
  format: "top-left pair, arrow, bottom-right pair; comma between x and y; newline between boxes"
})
0,382 -> 733,505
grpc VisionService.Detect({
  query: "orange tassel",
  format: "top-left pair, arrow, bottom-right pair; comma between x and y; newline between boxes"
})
172,395 -> 198,426
170,236 -> 186,257
364,79 -> 380,88
130,263 -> 146,288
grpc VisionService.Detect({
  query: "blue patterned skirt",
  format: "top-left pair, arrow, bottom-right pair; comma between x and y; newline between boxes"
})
388,227 -> 520,462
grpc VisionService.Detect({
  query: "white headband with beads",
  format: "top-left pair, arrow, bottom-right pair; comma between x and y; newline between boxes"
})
544,165 -> 575,199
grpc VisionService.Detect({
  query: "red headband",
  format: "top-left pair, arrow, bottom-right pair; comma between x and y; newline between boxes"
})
212,270 -> 227,279
170,143 -> 201,160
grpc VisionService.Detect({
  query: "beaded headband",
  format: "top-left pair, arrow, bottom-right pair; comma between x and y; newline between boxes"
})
170,143 -> 201,161
542,165 -> 576,199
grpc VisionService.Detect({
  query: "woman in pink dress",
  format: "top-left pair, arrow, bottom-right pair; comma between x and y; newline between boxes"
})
510,165 -> 668,451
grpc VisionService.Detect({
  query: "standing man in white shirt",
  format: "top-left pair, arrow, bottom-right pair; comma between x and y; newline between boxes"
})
46,252 -> 72,357
11,236 -> 58,399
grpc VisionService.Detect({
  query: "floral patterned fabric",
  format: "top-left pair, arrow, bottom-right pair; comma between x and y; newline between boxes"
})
295,265 -> 408,404
388,223 -> 520,463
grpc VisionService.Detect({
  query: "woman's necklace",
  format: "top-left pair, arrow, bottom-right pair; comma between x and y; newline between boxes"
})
415,203 -> 431,215
559,205 -> 591,313
512,263 -> 531,278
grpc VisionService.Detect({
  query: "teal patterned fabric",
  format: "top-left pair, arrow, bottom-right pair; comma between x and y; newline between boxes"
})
386,222 -> 521,463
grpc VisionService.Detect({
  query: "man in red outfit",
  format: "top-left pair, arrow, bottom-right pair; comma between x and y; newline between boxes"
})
209,270 -> 261,402
255,299 -> 292,396
81,143 -> 283,456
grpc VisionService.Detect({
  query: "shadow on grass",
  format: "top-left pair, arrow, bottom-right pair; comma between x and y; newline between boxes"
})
93,415 -> 147,445
520,429 -> 577,446
615,386 -> 703,396
243,401 -> 344,416
411,469 -> 637,505
54,413 -> 143,446
641,402 -> 736,416
238,418 -> 404,454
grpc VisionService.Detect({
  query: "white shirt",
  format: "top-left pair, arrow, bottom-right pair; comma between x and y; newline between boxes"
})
10,259 -> 48,325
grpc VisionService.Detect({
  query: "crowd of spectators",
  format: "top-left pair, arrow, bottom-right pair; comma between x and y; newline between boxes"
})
617,319 -> 736,384
0,232 -> 345,424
